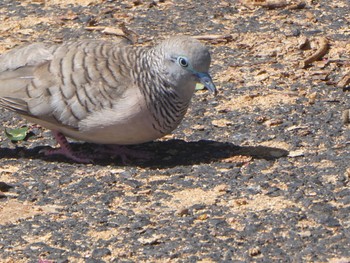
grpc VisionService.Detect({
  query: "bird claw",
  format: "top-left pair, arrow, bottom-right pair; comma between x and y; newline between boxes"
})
39,144 -> 151,164
39,131 -> 152,164
39,147 -> 93,164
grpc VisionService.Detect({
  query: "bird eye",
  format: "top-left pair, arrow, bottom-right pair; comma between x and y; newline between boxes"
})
177,56 -> 189,68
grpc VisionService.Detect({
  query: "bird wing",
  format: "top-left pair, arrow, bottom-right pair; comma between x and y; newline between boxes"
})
0,40 -> 136,131
0,42 -> 54,72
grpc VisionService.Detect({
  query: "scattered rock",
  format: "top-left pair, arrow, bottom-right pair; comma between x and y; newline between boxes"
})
249,247 -> 261,257
288,150 -> 305,157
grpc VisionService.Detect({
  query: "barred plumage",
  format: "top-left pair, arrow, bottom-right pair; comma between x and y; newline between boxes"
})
0,35 -> 216,162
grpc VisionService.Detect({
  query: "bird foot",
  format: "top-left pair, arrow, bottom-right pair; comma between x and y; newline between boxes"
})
40,131 -> 93,163
40,147 -> 93,163
40,131 -> 152,164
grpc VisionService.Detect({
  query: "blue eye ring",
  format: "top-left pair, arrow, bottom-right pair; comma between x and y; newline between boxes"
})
177,56 -> 189,68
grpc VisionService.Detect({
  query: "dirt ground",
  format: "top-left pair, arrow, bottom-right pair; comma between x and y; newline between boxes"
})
0,0 -> 349,262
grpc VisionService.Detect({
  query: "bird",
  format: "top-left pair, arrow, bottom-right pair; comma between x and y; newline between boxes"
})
0,35 -> 216,163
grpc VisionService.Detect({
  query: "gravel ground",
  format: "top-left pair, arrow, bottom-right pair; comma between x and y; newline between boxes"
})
0,0 -> 350,262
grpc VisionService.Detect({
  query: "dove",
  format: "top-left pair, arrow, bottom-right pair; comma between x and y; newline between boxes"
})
0,35 -> 216,162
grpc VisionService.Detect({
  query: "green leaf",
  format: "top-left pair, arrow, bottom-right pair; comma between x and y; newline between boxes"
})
5,127 -> 29,141
195,83 -> 205,91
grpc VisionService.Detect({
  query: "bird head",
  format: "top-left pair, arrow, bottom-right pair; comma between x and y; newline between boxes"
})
156,36 -> 217,98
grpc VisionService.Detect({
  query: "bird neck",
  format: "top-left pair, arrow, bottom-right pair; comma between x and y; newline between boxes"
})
133,47 -> 192,135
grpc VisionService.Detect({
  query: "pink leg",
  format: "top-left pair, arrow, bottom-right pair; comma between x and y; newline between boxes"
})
41,131 -> 92,163
40,131 -> 151,164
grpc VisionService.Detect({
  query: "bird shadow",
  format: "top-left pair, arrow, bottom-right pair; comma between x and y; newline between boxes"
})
0,139 -> 289,168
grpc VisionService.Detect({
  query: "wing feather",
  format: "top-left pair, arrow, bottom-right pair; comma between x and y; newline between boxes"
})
0,40 -> 135,132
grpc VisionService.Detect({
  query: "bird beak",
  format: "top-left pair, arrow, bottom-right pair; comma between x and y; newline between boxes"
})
196,72 -> 217,96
